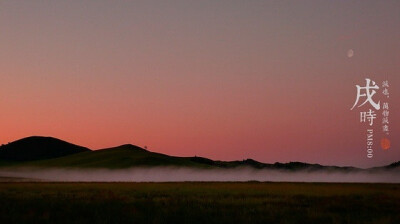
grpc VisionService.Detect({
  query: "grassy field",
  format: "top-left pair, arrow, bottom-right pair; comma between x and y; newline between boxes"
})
0,182 -> 399,224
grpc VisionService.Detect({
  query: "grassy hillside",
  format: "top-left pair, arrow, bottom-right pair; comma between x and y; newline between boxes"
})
0,143 -> 379,170
16,144 -> 211,169
0,136 -> 396,170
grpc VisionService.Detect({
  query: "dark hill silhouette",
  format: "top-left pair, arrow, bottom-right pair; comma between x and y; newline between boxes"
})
385,161 -> 400,169
370,161 -> 400,170
0,136 -> 90,161
20,144 -> 211,168
0,136 -> 397,170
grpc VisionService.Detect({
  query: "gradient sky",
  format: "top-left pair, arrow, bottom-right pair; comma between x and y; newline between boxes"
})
0,0 -> 399,168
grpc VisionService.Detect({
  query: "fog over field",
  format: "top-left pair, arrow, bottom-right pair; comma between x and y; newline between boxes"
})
0,167 -> 399,183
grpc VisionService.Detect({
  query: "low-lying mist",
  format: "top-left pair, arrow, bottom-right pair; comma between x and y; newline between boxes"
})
0,167 -> 399,183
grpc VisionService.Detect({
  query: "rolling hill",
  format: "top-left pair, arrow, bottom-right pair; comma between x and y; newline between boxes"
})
22,144 -> 210,169
0,136 -> 397,171
0,136 -> 90,162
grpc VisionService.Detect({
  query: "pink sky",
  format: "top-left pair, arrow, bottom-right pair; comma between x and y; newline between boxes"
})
0,1 -> 399,168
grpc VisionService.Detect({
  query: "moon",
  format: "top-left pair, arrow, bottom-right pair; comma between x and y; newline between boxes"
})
347,49 -> 354,58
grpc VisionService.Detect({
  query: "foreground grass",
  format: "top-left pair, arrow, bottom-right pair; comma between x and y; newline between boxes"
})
0,182 -> 399,224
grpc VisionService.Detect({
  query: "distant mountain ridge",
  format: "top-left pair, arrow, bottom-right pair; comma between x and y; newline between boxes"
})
0,136 -> 398,170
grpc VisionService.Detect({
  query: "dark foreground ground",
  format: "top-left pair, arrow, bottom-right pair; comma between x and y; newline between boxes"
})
0,182 -> 399,224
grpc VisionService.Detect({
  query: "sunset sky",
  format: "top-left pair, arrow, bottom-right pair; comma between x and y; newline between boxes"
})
0,0 -> 399,168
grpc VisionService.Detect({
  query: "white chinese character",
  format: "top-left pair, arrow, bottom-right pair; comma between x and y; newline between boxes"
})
382,110 -> 389,117
382,80 -> 389,88
360,109 -> 377,126
383,102 -> 389,110
383,125 -> 389,132
382,88 -> 389,97
382,117 -> 389,124
351,78 -> 380,110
